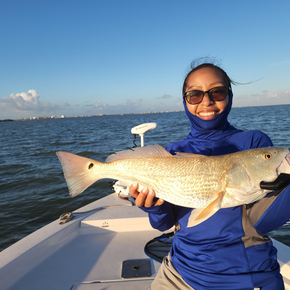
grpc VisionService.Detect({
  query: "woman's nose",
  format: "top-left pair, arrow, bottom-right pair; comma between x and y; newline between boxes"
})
200,92 -> 214,106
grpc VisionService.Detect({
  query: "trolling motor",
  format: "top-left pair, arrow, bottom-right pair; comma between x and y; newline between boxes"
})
131,122 -> 157,147
113,122 -> 158,199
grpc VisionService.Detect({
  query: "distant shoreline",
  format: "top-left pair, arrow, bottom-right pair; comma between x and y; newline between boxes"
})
1,110 -> 184,122
0,119 -> 14,122
1,103 -> 290,122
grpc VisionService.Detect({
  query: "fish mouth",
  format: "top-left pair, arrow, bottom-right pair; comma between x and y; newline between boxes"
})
286,152 -> 290,165
277,152 -> 290,175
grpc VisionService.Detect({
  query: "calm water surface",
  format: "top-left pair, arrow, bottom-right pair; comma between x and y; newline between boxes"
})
0,105 -> 290,251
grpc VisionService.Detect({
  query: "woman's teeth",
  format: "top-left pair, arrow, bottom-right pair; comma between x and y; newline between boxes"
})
199,112 -> 215,116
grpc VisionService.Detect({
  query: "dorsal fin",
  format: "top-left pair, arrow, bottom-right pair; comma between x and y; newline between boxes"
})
105,144 -> 172,162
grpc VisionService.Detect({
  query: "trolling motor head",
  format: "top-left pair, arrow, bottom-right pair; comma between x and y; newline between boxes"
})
131,122 -> 157,147
113,122 -> 158,199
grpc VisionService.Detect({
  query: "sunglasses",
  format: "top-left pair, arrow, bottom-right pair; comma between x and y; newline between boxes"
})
183,86 -> 230,105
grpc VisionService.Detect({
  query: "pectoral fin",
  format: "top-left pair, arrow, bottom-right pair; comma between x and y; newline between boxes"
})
187,192 -> 224,227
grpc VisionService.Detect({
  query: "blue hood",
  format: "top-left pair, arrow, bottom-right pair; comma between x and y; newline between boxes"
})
184,88 -> 240,141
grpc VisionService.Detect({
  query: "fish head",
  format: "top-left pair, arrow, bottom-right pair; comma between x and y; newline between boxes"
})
241,147 -> 290,183
226,147 -> 290,196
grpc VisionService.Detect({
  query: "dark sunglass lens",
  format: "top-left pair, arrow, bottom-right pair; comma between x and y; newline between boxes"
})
186,90 -> 203,104
210,87 -> 227,101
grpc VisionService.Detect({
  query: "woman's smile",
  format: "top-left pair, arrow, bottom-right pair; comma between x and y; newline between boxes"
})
184,67 -> 229,121
197,109 -> 219,120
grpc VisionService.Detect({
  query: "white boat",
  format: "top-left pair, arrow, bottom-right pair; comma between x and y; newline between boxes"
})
1,123 -> 290,290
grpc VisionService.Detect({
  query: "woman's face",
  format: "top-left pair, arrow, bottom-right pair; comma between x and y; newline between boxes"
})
184,67 -> 229,121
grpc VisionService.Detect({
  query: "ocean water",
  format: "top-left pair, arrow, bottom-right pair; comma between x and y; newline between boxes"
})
1,105 -> 290,252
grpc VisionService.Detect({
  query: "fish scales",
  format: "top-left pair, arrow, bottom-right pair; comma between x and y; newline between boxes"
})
56,145 -> 290,222
89,156 -> 229,208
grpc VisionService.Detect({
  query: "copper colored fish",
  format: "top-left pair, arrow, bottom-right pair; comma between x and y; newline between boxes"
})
56,145 -> 290,226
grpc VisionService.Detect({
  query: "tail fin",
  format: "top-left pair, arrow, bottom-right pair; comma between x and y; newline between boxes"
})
56,151 -> 102,197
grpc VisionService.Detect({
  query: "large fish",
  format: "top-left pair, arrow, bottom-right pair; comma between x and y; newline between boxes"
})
56,145 -> 290,226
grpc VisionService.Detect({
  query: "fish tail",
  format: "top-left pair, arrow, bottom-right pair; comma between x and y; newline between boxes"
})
56,151 -> 103,197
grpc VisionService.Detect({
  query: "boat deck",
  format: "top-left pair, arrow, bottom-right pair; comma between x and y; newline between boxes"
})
0,194 -> 162,290
1,192 -> 290,289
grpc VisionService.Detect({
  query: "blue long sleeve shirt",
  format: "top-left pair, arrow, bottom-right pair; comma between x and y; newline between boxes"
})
141,129 -> 290,289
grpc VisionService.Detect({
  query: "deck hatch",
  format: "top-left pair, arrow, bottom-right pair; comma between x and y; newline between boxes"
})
121,259 -> 151,278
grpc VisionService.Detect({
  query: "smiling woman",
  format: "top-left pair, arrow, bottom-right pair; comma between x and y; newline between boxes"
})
183,67 -> 229,121
129,59 -> 290,290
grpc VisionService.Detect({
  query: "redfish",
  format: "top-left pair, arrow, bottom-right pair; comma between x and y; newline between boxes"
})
56,145 -> 290,226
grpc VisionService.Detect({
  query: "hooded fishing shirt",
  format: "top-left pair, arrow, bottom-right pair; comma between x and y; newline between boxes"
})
141,96 -> 290,289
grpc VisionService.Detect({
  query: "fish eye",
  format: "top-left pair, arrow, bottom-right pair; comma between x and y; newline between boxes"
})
88,163 -> 94,169
264,153 -> 272,160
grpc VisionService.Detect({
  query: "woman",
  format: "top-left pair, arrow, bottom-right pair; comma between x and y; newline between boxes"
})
130,61 -> 290,289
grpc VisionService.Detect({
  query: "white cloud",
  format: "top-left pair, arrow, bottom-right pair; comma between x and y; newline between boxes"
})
6,89 -> 40,110
89,99 -> 144,114
233,90 -> 290,107
266,90 -> 290,99
158,94 -> 172,99
87,96 -> 184,115
0,89 -> 70,119
93,100 -> 109,110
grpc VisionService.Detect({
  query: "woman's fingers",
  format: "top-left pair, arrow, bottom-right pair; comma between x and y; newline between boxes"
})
129,183 -> 164,207
144,189 -> 155,207
129,183 -> 139,199
137,187 -> 150,207
155,197 -> 165,206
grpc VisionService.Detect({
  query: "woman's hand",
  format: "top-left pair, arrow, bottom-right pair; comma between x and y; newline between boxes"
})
129,183 -> 164,207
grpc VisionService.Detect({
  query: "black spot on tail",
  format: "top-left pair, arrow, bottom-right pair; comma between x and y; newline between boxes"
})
88,163 -> 94,169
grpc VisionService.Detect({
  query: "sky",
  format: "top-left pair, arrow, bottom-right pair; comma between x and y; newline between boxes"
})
1,0 -> 290,120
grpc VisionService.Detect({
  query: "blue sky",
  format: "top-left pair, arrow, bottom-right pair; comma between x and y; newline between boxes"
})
1,0 -> 290,119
